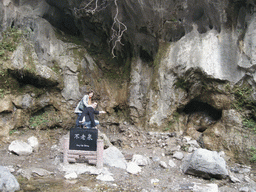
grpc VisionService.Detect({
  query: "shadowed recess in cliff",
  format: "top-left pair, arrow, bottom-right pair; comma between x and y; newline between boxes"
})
182,100 -> 222,121
8,70 -> 59,88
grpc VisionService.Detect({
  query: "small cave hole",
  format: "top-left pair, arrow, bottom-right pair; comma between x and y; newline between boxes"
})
113,106 -> 121,113
11,21 -> 15,28
182,100 -> 222,121
139,47 -> 153,62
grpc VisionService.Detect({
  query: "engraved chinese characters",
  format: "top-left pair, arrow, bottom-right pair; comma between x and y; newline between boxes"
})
69,128 -> 98,151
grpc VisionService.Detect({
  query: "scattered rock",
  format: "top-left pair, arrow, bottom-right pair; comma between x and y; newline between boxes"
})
132,154 -> 151,166
5,165 -> 15,173
17,167 -> 53,180
181,148 -> 228,179
151,156 -> 160,162
103,146 -> 127,169
159,161 -> 168,169
173,151 -> 184,160
64,172 -> 78,179
27,136 -> 39,152
96,174 -> 114,181
30,167 -> 53,177
168,159 -> 177,168
8,140 -> 33,155
180,183 -> 218,192
59,163 -> 102,175
239,186 -> 249,192
0,166 -> 20,192
151,178 -> 159,186
126,162 -> 142,174
187,139 -> 200,148
17,168 -> 32,180
229,171 -> 241,183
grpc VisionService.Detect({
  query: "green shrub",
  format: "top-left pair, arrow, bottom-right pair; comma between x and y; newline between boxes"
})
29,113 -> 49,129
0,27 -> 23,58
250,146 -> 256,162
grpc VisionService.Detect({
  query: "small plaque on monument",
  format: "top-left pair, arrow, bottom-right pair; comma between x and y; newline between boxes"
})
69,128 -> 98,151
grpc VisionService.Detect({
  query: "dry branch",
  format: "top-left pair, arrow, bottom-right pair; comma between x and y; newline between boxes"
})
74,0 -> 127,58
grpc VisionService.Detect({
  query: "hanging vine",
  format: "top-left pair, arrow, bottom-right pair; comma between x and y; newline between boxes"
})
74,0 -> 127,58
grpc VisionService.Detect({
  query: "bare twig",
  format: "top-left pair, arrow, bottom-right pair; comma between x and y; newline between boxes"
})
109,0 -> 127,58
74,0 -> 108,16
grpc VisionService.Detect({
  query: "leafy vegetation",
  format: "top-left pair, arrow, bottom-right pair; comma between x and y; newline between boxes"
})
232,85 -> 253,111
250,146 -> 256,162
0,27 -> 24,98
243,118 -> 256,133
29,112 -> 49,129
0,27 -> 22,60
9,129 -> 18,136
163,111 -> 180,132
226,84 -> 256,133
174,78 -> 189,91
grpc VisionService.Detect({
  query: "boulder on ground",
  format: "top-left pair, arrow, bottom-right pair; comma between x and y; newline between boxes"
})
132,154 -> 151,166
27,136 -> 39,152
8,140 -> 33,156
0,166 -> 20,192
181,148 -> 228,179
126,162 -> 142,174
103,146 -> 127,169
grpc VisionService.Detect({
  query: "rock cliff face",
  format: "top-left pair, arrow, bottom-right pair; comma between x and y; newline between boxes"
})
0,0 -> 256,163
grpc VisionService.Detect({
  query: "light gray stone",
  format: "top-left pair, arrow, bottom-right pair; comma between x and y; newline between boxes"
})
239,186 -> 249,192
8,140 -> 33,156
96,174 -> 114,181
193,183 -> 218,192
159,161 -> 168,169
181,148 -> 228,179
0,166 -> 20,192
173,151 -> 184,160
30,168 -> 52,177
132,154 -> 151,166
27,136 -> 39,152
126,162 -> 141,174
58,163 -> 102,175
168,159 -> 177,168
64,172 -> 78,180
180,183 -> 218,192
103,146 -> 127,169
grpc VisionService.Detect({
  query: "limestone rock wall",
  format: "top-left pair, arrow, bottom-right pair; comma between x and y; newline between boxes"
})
0,0 -> 256,163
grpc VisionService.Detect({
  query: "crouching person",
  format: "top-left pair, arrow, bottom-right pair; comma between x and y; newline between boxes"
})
79,102 -> 106,129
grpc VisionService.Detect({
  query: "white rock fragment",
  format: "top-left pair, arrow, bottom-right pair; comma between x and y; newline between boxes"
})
27,136 -> 39,152
173,151 -> 184,160
96,174 -> 114,181
8,140 -> 33,156
159,161 -> 168,169
126,162 -> 141,174
168,159 -> 177,168
151,179 -> 159,185
132,154 -> 150,166
103,146 -> 127,169
193,183 -> 218,192
64,172 -> 78,179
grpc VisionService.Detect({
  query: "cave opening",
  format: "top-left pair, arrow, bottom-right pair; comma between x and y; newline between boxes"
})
182,100 -> 222,121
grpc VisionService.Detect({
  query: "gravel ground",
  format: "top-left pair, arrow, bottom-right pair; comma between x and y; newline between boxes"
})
0,128 -> 255,192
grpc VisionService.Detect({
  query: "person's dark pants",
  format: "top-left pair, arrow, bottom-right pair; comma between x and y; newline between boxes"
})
83,120 -> 99,128
75,113 -> 82,128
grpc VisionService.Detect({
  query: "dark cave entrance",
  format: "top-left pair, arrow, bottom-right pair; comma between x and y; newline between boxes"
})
181,100 -> 222,121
